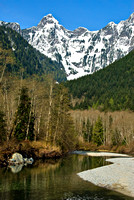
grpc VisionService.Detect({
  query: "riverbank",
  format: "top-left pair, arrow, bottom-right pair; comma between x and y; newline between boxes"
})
0,140 -> 62,167
78,155 -> 134,198
73,151 -> 130,157
1,139 -> 133,167
78,141 -> 134,155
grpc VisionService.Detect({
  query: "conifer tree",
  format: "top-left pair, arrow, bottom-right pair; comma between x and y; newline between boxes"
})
92,116 -> 104,146
0,47 -> 15,84
13,87 -> 34,141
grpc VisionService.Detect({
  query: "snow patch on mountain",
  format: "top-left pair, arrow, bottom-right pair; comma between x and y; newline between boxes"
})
1,13 -> 134,80
22,13 -> 134,80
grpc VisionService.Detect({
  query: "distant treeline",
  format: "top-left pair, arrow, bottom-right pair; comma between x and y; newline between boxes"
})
70,110 -> 134,148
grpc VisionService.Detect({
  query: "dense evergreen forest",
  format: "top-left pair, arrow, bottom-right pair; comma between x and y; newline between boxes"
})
0,26 -> 67,82
65,50 -> 134,111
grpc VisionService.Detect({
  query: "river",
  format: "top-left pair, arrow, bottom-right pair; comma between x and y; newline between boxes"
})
0,153 -> 133,200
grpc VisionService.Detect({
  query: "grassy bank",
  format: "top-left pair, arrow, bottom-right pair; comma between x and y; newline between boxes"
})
0,139 -> 133,168
0,140 -> 62,167
77,141 -> 134,155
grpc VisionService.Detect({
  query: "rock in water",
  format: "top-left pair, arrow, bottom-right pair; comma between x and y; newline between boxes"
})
12,153 -> 24,164
9,153 -> 34,170
27,157 -> 34,164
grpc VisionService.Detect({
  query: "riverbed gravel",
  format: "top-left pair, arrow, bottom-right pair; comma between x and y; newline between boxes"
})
73,151 -> 129,157
78,157 -> 134,197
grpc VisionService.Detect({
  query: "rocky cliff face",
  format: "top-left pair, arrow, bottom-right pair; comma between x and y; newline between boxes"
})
0,21 -> 21,34
1,13 -> 134,80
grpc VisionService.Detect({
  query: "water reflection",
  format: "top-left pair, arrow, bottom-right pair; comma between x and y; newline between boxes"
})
0,155 -> 133,200
9,164 -> 23,173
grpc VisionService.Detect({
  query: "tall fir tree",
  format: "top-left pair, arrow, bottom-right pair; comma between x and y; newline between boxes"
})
92,116 -> 104,146
13,87 -> 34,141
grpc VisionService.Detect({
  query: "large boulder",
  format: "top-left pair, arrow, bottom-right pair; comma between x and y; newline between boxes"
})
11,153 -> 24,164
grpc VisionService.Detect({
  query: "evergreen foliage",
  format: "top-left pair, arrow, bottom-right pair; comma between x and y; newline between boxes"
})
0,26 -> 67,82
65,50 -> 134,111
92,116 -> 104,146
14,87 -> 34,141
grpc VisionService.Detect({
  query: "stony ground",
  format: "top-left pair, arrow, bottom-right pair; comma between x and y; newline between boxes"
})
73,151 -> 130,157
78,156 -> 134,198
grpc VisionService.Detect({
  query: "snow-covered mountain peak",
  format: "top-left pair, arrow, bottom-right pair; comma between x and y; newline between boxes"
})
1,13 -> 134,80
107,21 -> 116,27
21,13 -> 134,80
37,14 -> 59,27
46,14 -> 53,18
128,12 -> 134,23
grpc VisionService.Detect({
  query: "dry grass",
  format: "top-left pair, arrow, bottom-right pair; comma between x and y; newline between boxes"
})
77,140 -> 98,151
0,139 -> 62,166
28,141 -> 61,152
125,142 -> 134,155
18,140 -> 62,159
77,141 -> 134,154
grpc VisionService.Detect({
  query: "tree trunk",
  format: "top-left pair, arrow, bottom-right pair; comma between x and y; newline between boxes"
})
46,82 -> 53,143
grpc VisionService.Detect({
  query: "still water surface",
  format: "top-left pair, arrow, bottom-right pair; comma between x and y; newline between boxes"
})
0,154 -> 133,200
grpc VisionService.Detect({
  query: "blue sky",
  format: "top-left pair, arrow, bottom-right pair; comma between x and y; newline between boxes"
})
0,0 -> 133,31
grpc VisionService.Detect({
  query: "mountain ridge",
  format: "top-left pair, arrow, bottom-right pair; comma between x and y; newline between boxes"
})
0,13 -> 134,80
0,26 -> 67,82
64,49 -> 134,111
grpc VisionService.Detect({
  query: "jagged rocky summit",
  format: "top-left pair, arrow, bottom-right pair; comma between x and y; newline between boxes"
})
0,21 -> 21,33
1,13 -> 134,80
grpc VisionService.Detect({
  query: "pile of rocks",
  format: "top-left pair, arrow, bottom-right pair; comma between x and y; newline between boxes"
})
9,153 -> 34,165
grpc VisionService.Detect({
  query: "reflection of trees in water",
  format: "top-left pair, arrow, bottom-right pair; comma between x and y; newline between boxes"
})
0,155 -> 107,200
0,159 -> 61,198
67,155 -> 107,173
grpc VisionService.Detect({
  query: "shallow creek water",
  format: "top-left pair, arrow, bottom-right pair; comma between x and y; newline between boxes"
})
0,153 -> 133,200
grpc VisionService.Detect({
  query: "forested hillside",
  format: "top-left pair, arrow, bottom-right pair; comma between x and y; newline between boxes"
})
65,50 -> 134,111
0,25 -> 134,155
0,26 -> 67,82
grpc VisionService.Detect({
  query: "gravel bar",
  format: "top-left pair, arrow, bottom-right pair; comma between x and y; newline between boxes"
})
73,151 -> 130,157
78,157 -> 134,197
